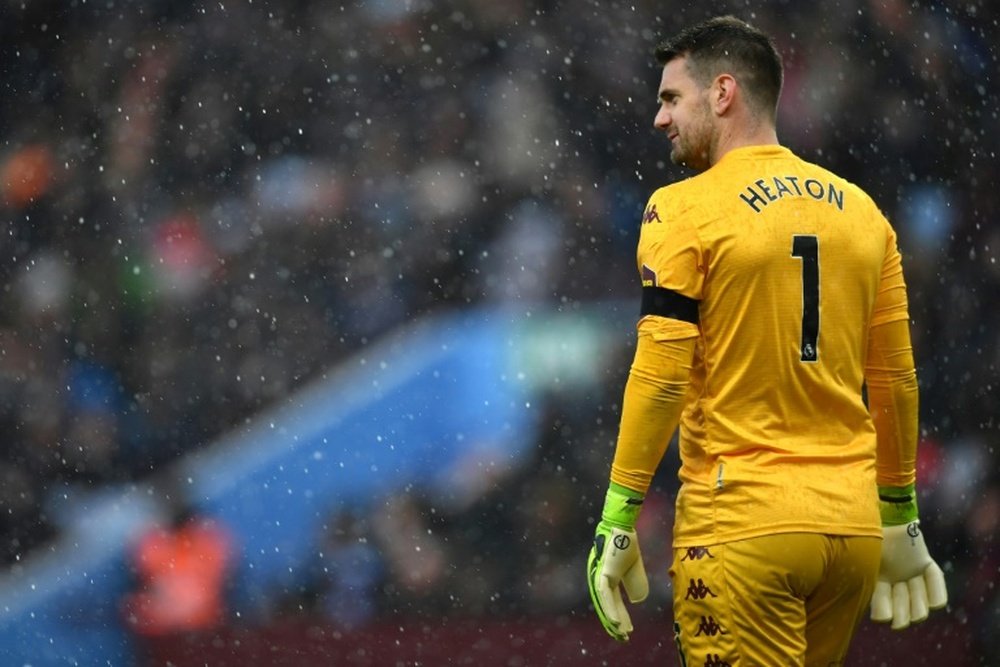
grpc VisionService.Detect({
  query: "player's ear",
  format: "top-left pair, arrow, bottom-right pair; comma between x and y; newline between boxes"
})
712,74 -> 736,115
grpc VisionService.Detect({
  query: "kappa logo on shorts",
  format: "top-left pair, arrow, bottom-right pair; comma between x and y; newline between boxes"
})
684,578 -> 718,600
694,615 -> 729,637
681,546 -> 715,561
703,654 -> 732,667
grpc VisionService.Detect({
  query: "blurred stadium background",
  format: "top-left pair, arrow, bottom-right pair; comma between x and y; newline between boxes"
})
0,1 -> 997,665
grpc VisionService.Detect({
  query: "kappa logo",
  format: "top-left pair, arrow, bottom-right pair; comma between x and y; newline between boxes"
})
681,546 -> 715,561
684,578 -> 718,601
703,654 -> 732,667
642,203 -> 662,225
694,615 -> 729,637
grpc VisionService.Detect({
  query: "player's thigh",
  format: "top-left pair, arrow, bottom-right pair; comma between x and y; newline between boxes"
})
670,534 -> 828,667
804,536 -> 881,667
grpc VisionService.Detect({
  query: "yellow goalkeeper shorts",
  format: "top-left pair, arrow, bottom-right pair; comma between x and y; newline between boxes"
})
669,533 -> 881,667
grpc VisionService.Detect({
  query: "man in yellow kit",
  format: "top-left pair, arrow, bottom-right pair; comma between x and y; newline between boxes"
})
586,16 -> 948,666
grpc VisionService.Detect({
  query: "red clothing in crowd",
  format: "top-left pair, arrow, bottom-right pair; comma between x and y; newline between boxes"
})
123,517 -> 232,636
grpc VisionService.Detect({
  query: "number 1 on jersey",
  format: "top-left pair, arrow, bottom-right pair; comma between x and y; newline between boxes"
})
791,235 -> 819,362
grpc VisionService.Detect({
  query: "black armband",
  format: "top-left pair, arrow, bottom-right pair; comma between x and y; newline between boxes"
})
640,286 -> 699,324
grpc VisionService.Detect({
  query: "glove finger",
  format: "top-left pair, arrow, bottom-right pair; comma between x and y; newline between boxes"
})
925,562 -> 948,610
613,593 -> 633,637
588,547 -> 624,641
622,552 -> 649,604
907,576 -> 929,624
870,581 -> 893,622
891,582 -> 910,630
597,576 -> 631,639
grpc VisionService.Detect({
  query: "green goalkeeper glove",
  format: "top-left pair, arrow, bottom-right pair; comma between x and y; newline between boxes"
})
870,484 -> 948,629
587,483 -> 649,642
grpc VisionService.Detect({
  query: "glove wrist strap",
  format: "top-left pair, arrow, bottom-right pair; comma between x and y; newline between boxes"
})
878,482 -> 919,526
602,482 -> 644,530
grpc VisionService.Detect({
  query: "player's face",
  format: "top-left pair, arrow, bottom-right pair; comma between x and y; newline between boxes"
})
654,57 -> 713,171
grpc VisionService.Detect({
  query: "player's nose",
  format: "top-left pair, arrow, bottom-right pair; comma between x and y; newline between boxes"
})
653,106 -> 670,130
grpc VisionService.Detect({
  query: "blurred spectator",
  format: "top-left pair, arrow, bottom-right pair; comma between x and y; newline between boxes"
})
511,471 -> 585,614
0,458 -> 55,563
371,490 -> 452,617
964,479 -> 1000,658
316,508 -> 385,629
1,143 -> 54,208
121,476 -> 234,638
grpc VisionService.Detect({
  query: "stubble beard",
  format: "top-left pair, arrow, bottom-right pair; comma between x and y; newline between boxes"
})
670,102 -> 713,172
670,135 -> 710,172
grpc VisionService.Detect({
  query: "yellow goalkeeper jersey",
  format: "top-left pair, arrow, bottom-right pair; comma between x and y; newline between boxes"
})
638,145 -> 909,546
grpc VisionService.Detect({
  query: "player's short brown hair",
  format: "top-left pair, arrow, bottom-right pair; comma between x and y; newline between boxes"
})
655,16 -> 783,119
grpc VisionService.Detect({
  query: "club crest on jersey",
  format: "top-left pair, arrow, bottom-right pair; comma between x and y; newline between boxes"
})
642,203 -> 662,225
641,264 -> 658,287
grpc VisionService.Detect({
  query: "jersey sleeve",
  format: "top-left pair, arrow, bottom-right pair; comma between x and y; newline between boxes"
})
866,214 -> 918,487
637,189 -> 705,301
869,216 -> 910,327
609,318 -> 696,494
866,318 -> 919,487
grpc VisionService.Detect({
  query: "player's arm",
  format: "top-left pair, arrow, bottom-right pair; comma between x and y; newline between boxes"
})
588,191 -> 703,641
611,200 -> 703,493
864,225 -> 917,493
866,317 -> 918,494
587,303 -> 697,642
610,312 -> 698,493
865,223 -> 947,629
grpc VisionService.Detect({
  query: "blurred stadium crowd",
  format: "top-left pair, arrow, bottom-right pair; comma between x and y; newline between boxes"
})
1,0 -> 998,658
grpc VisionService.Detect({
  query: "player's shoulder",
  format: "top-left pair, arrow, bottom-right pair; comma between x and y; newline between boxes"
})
660,168 -> 720,197
646,175 -> 698,202
792,154 -> 882,213
643,174 -> 709,220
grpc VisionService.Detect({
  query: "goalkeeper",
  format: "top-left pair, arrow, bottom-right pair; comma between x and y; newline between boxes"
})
587,16 -> 947,666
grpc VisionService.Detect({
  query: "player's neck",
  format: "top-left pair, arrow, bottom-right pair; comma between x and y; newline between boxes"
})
710,121 -> 779,166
